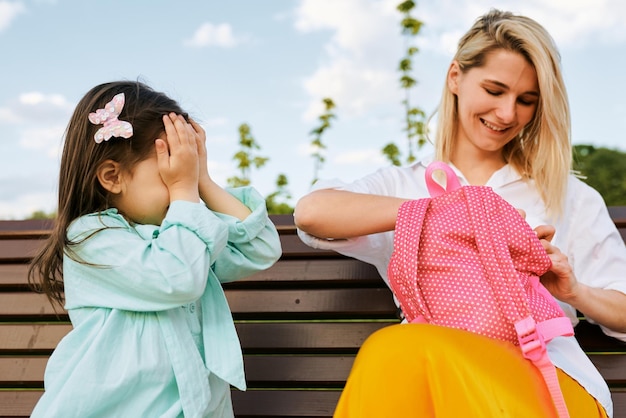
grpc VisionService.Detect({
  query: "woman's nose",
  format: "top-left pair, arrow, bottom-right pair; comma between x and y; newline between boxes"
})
495,98 -> 517,123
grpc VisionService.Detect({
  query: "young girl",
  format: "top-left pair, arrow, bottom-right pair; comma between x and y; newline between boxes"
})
28,81 -> 282,417
295,9 -> 626,418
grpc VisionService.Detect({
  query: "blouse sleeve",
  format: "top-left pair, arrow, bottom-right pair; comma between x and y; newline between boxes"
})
295,166 -> 421,271
210,186 -> 282,283
63,201 -> 228,312
559,177 -> 626,341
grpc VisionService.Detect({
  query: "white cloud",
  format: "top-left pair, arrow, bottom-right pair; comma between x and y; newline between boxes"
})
184,22 -> 240,48
296,141 -> 314,157
0,107 -> 19,123
0,92 -> 72,156
295,0 -> 404,121
0,173 -> 57,219
412,0 -> 626,53
0,0 -> 25,32
517,0 -> 626,46
0,191 -> 56,219
295,0 -> 626,126
0,92 -> 73,125
302,58 -> 398,121
18,125 -> 65,157
295,0 -> 397,55
202,117 -> 229,127
205,133 -> 230,145
334,148 -> 387,165
19,92 -> 68,106
205,158 -> 233,189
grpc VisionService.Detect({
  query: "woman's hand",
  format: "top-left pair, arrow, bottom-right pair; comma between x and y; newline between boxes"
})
156,113 -> 200,203
534,224 -> 579,302
535,224 -> 626,332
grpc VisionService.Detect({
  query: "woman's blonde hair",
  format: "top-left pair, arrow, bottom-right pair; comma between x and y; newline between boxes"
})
435,9 -> 571,218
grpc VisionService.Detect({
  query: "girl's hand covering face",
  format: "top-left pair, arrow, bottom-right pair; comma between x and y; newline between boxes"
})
156,113 -> 200,202
189,119 -> 211,181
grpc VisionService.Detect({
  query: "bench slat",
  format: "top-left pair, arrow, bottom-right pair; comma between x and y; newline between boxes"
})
0,240 -> 41,263
0,322 -> 397,353
0,259 -> 384,288
0,392 -> 42,417
0,390 -> 342,418
0,289 -> 399,320
230,259 -> 383,285
0,324 -> 70,352
0,355 -> 355,388
232,390 -> 340,417
0,235 -> 340,264
4,353 -> 626,389
588,355 -> 626,384
0,357 -> 49,386
0,264 -> 29,287
2,387 -> 626,418
1,313 -> 624,354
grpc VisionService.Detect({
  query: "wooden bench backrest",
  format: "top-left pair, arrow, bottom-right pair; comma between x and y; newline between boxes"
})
1,208 -> 625,417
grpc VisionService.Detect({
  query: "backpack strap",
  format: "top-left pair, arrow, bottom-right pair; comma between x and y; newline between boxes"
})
388,198 -> 432,323
516,316 -> 573,418
389,163 -> 463,323
464,187 -> 534,323
463,184 -> 572,418
425,161 -> 462,197
391,162 -> 573,417
431,162 -> 572,418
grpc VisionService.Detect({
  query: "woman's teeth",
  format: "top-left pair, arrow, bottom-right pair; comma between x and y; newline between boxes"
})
482,119 -> 506,131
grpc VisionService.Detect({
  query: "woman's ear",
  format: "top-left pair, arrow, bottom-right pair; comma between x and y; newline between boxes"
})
96,160 -> 123,194
447,60 -> 461,95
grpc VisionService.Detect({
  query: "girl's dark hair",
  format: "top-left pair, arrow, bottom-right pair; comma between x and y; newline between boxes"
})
28,80 -> 187,307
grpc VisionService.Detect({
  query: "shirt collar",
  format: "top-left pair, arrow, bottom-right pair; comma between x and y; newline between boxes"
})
418,154 -> 524,189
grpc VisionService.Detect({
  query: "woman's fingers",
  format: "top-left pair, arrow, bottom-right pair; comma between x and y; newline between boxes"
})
534,224 -> 555,243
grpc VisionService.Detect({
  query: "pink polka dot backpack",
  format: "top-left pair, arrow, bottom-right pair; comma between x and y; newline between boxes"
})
388,161 -> 573,418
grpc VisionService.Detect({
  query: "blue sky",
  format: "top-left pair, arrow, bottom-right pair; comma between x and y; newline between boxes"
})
1,0 -> 625,219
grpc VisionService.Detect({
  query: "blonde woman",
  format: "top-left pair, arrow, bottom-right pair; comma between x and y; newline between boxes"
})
295,9 -> 626,418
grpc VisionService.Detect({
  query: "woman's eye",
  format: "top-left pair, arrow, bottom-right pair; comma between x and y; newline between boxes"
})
485,89 -> 501,96
518,98 -> 537,106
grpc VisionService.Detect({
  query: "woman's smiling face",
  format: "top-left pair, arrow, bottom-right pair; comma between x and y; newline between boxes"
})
448,48 -> 539,157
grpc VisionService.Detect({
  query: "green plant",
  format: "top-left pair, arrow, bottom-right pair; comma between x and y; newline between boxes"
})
227,123 -> 269,187
309,98 -> 336,184
266,173 -> 293,214
382,0 -> 427,166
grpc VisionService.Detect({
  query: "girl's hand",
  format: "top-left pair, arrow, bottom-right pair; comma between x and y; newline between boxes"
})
189,119 -> 212,186
187,118 -> 252,220
535,224 -> 579,302
156,113 -> 200,203
189,118 -> 222,202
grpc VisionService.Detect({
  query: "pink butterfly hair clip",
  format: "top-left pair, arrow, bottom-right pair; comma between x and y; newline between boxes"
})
88,93 -> 134,143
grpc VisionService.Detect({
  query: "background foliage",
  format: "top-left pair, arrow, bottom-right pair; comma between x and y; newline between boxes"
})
25,2 -> 625,219
573,145 -> 626,206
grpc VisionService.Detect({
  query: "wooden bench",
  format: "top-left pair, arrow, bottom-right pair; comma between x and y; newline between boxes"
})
1,208 -> 625,417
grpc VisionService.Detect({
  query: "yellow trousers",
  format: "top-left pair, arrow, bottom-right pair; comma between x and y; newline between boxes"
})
334,324 -> 608,418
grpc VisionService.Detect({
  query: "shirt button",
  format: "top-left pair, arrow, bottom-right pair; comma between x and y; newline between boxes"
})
189,303 -> 196,313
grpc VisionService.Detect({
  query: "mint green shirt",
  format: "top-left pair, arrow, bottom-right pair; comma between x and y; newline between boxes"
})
31,187 -> 282,418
